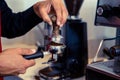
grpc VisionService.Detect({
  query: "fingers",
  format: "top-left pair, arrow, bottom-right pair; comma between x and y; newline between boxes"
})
40,6 -> 52,25
51,0 -> 68,27
51,0 -> 62,26
33,0 -> 68,27
17,48 -> 36,68
52,1 -> 62,26
17,48 -> 36,67
12,69 -> 26,75
61,5 -> 68,26
34,1 -> 52,26
19,60 -> 35,74
24,60 -> 35,68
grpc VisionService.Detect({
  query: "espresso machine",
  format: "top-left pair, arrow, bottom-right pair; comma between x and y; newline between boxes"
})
38,0 -> 88,79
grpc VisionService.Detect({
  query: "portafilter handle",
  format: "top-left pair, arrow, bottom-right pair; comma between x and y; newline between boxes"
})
23,47 -> 44,60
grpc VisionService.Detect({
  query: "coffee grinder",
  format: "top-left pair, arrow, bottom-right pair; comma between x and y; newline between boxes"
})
39,0 -> 88,79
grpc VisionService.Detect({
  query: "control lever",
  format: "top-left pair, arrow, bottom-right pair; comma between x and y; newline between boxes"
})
103,47 -> 114,59
23,47 -> 44,60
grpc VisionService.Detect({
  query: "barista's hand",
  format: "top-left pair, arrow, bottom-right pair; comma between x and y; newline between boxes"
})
0,48 -> 36,76
33,0 -> 68,27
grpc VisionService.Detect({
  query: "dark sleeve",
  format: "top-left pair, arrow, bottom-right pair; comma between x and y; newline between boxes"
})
1,0 -> 43,38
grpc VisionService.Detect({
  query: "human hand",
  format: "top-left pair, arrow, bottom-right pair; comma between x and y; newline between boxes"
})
33,0 -> 68,27
0,48 -> 36,76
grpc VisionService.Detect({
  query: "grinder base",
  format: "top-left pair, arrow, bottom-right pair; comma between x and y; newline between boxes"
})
39,65 -> 71,80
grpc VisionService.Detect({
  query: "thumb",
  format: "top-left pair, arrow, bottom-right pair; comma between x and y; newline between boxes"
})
18,48 -> 36,55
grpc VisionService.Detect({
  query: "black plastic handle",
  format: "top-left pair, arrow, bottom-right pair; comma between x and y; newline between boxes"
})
23,51 -> 44,60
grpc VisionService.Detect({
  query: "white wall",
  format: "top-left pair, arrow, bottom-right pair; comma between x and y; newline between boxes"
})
2,0 -> 117,58
80,0 -> 116,58
5,0 -> 39,11
80,0 -> 116,39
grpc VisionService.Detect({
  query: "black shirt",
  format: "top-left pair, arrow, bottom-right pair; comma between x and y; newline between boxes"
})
0,0 -> 43,38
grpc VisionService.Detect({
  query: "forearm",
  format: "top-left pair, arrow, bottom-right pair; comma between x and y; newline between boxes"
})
1,0 -> 43,38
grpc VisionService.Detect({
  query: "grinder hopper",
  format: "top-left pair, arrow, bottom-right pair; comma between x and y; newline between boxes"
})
64,0 -> 84,16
